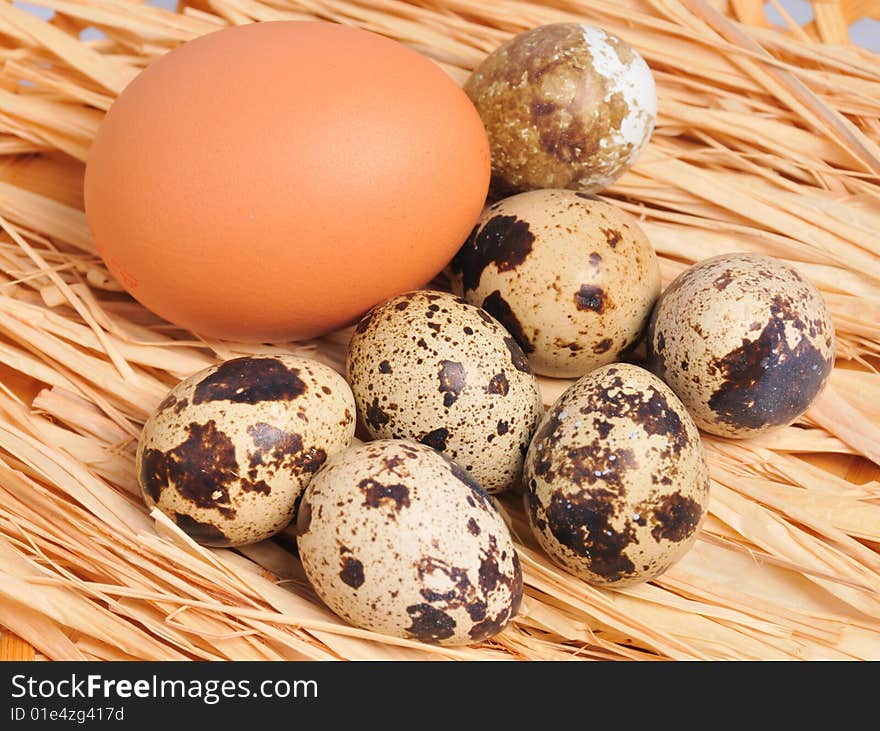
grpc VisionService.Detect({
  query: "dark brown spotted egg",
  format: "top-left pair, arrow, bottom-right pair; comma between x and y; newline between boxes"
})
465,23 -> 656,196
296,439 -> 522,645
136,355 -> 355,547
524,363 -> 709,587
647,253 -> 835,439
450,189 -> 660,377
346,290 -> 543,493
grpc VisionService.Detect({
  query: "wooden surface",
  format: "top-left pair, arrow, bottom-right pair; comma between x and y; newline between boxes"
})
1,1 -> 879,660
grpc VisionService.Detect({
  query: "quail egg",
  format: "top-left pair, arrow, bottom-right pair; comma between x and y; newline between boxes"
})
465,23 -> 657,195
137,355 -> 355,546
450,189 -> 660,377
346,290 -> 543,493
647,253 -> 835,439
524,363 -> 709,586
296,439 -> 523,645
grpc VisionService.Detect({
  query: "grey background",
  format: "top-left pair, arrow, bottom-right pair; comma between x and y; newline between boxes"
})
10,1 -> 880,51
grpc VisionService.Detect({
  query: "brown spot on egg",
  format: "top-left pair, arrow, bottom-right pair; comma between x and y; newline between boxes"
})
295,497 -> 312,535
509,552 -> 523,616
420,427 -> 450,451
533,410 -> 563,448
157,393 -> 177,412
438,360 -> 467,407
496,420 -> 509,435
247,422 -> 327,479
525,488 -> 547,532
378,360 -> 393,374
545,489 -> 636,580
557,442 -> 637,490
530,99 -> 558,117
451,214 -> 535,292
139,448 -> 169,503
140,420 -> 271,518
592,418 -> 613,439
359,478 -> 410,512
381,453 -> 407,476
468,608 -> 512,642
555,339 -> 583,353
416,558 -> 477,610
655,330 -> 666,353
477,536 -> 507,594
481,290 -> 534,354
601,227 -> 621,249
467,517 -> 481,535
192,357 -> 307,405
631,389 -> 689,455
593,338 -> 613,354
394,300 -> 409,311
650,492 -> 703,543
708,315 -> 832,431
365,396 -> 390,430
173,512 -> 229,546
355,308 -> 376,332
339,553 -> 365,589
503,336 -> 532,373
714,270 -> 733,290
574,284 -> 607,313
536,111 -> 594,165
487,371 -> 510,396
405,603 -> 456,642
466,601 -> 488,622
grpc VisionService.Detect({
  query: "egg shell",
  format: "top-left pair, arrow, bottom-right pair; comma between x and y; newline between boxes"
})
136,355 -> 355,546
85,21 -> 490,341
450,189 -> 660,377
296,439 -> 523,645
346,290 -> 544,493
647,253 -> 836,439
465,23 -> 656,196
524,363 -> 709,586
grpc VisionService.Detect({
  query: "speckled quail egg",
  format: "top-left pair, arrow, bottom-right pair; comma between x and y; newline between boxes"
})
346,290 -> 543,493
647,253 -> 835,439
524,363 -> 709,586
136,355 -> 355,546
450,189 -> 660,378
465,23 -> 657,196
296,439 -> 523,645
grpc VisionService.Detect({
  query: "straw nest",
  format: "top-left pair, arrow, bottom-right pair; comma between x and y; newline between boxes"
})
0,0 -> 878,661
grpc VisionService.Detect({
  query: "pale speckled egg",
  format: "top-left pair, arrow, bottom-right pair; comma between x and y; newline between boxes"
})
346,290 -> 543,493
465,23 -> 657,196
647,253 -> 835,439
524,363 -> 709,586
136,355 -> 355,546
450,189 -> 660,378
296,439 -> 523,645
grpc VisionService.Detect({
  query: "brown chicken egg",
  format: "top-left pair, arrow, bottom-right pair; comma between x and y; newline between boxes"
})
136,355 -> 355,546
296,439 -> 522,645
647,253 -> 835,439
346,290 -> 543,493
449,189 -> 660,378
85,21 -> 490,341
524,363 -> 709,586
